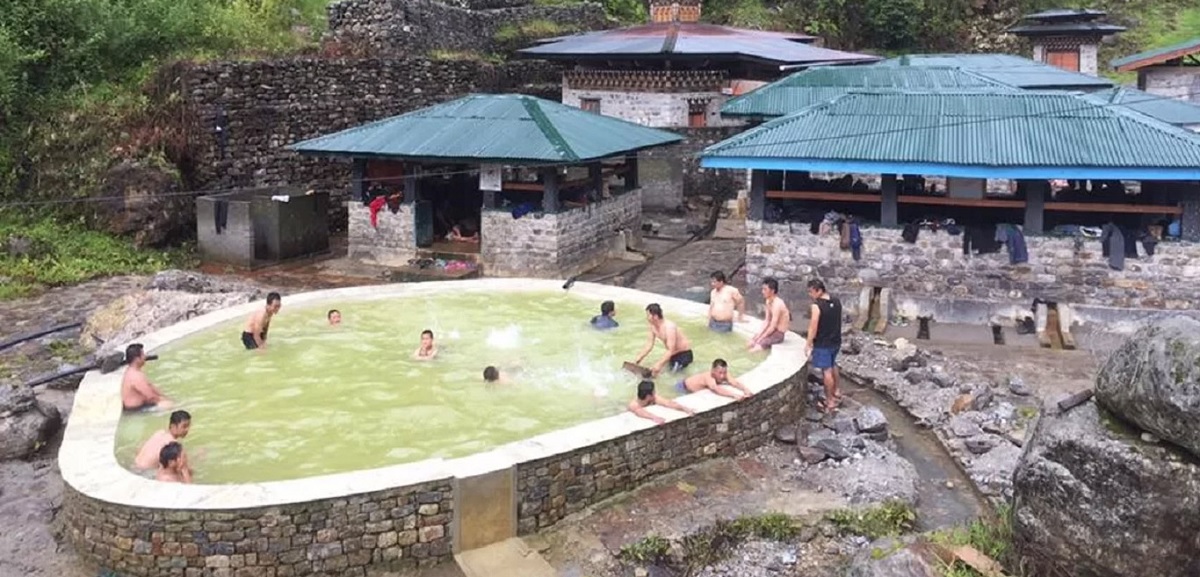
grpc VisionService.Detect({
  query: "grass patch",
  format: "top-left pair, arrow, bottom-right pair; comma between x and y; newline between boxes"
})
427,50 -> 504,64
929,505 -> 1016,577
0,214 -> 193,299
826,500 -> 918,540
617,513 -> 803,573
618,534 -> 671,564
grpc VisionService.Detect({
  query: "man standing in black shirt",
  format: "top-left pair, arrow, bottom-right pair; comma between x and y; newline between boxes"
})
805,279 -> 843,413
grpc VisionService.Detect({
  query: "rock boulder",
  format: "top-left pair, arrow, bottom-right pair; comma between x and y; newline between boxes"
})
0,387 -> 62,460
1095,317 -> 1200,457
845,538 -> 940,577
1012,401 -> 1200,577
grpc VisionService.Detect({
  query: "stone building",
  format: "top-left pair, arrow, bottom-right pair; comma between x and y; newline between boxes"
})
701,90 -> 1200,318
290,94 -> 681,277
1007,9 -> 1125,76
1112,37 -> 1200,104
517,0 -> 879,208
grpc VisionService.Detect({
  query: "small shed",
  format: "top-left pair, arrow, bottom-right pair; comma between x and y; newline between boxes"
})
1112,37 -> 1200,105
289,93 -> 682,278
1006,9 -> 1126,76
197,189 -> 331,268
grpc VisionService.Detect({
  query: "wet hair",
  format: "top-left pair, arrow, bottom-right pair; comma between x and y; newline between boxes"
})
267,292 -> 282,305
600,301 -> 615,316
637,380 -> 655,400
807,279 -> 826,293
327,309 -> 340,319
421,329 -> 434,338
125,343 -> 145,363
159,442 -> 183,467
169,410 -> 191,426
645,303 -> 663,319
711,271 -> 726,283
762,277 -> 779,294
483,366 -> 500,382
711,359 -> 728,369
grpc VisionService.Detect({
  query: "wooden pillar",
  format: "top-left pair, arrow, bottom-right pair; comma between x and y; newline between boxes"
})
403,164 -> 419,204
541,167 -> 560,214
589,162 -> 603,201
881,174 -> 898,227
624,154 -> 639,190
1024,179 -> 1047,234
749,170 -> 766,221
351,159 -> 366,203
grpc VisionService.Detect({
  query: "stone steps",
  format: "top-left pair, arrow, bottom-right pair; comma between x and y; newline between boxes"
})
454,538 -> 555,577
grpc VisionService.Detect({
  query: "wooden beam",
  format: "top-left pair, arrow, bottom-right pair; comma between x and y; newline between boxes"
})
1044,202 -> 1183,215
900,195 -> 1026,209
502,182 -> 544,192
766,190 -> 881,202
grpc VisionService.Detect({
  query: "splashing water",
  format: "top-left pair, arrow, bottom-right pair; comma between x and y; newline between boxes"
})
486,324 -> 522,349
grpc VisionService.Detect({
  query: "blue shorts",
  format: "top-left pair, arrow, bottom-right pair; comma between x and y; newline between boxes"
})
675,380 -> 689,393
708,319 -> 733,333
811,347 -> 839,370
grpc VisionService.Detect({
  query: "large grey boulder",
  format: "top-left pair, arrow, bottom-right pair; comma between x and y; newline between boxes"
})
1012,400 -> 1200,577
1095,317 -> 1200,457
0,387 -> 62,460
845,538 -> 940,577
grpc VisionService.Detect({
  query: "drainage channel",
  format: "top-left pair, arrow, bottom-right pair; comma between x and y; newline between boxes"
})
841,379 -> 991,531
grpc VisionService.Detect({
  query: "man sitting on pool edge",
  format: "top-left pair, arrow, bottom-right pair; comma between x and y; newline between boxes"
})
628,379 -> 695,425
121,343 -> 172,412
674,359 -> 754,400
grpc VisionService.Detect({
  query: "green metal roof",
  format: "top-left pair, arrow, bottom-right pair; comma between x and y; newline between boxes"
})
879,53 -> 1112,90
701,90 -> 1200,180
1082,87 -> 1200,126
1112,37 -> 1200,71
721,66 -> 1018,118
289,94 -> 683,163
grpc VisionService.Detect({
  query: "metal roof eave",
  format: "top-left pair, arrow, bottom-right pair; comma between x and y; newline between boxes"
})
290,143 -> 681,165
515,49 -> 878,67
698,156 -> 1200,181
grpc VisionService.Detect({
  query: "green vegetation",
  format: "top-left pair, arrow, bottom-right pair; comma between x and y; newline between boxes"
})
618,534 -> 672,564
494,19 -> 579,53
535,0 -> 646,23
0,214 -> 194,299
826,500 -> 918,540
929,506 -> 1017,577
617,513 -> 802,573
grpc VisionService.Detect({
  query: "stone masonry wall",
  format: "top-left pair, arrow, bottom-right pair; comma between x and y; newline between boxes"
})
554,189 -> 642,273
62,480 -> 454,577
173,57 -> 562,230
746,220 -> 1200,311
561,86 -> 746,129
515,369 -> 802,533
325,0 -> 607,56
1142,67 -> 1200,104
640,127 -> 745,208
348,202 -> 417,265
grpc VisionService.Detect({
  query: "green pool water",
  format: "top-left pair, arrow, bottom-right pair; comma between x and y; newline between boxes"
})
114,291 -> 766,483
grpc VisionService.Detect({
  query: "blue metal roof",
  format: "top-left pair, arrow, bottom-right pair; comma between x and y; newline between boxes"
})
879,53 -> 1113,90
1082,87 -> 1200,127
289,94 -> 683,163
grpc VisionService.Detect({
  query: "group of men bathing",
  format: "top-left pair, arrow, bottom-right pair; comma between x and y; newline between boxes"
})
120,273 -> 843,482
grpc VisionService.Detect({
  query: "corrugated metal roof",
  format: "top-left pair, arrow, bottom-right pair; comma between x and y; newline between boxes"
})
1111,37 -> 1200,70
721,66 -> 1018,117
1082,87 -> 1200,126
879,53 -> 1113,89
702,91 -> 1200,170
289,94 -> 683,163
518,23 -> 880,65
1023,8 -> 1108,21
1007,22 -> 1126,36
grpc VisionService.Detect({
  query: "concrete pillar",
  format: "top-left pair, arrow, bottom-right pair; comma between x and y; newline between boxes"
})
1024,180 -> 1047,234
351,159 -> 366,203
749,170 -> 766,221
541,168 -> 560,214
403,165 -> 419,204
1034,301 -> 1051,348
881,174 -> 899,227
856,287 -> 873,331
1182,200 -> 1200,242
873,288 -> 891,334
1058,303 -> 1076,350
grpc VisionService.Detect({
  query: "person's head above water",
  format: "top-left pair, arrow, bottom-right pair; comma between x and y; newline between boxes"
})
327,309 -> 341,325
761,277 -> 779,299
125,343 -> 146,368
636,379 -> 656,401
266,292 -> 282,313
483,366 -> 500,382
645,303 -> 664,324
159,441 -> 183,469
710,358 -> 729,381
421,329 -> 434,346
600,301 -> 615,318
710,271 -> 727,289
168,410 -> 191,438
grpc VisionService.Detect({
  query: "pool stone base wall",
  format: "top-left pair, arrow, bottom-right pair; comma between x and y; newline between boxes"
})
61,480 -> 455,576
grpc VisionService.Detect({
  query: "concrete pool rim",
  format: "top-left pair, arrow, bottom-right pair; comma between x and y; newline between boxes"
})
60,279 -> 807,570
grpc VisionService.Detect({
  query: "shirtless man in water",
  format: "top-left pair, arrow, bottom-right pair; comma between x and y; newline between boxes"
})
413,330 -> 438,361
633,303 -> 694,376
628,379 -> 695,425
749,277 -> 790,352
121,343 -> 172,411
242,292 -> 281,350
708,271 -> 745,333
674,358 -> 754,399
155,442 -> 191,484
135,410 -> 192,471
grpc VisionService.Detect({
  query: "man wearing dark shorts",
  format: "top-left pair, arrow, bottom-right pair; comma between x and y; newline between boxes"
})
242,292 -> 281,350
633,304 -> 694,376
805,279 -> 842,413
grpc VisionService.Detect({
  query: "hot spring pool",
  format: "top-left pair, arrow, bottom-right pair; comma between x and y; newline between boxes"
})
115,290 -> 765,483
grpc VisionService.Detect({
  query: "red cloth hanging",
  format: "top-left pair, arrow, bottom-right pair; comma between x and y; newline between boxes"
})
368,196 -> 387,228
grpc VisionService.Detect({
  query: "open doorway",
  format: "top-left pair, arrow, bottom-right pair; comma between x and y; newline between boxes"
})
419,166 -> 482,254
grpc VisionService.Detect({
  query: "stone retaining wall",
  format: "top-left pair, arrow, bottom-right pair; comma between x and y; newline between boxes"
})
347,202 -> 417,265
746,220 -> 1200,311
61,481 -> 454,576
640,127 -> 746,208
515,369 -> 802,533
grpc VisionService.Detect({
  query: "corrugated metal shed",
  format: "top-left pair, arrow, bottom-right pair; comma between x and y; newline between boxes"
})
879,54 -> 1112,90
1082,87 -> 1200,127
518,22 -> 880,66
701,91 -> 1200,179
288,94 -> 683,163
1112,37 -> 1200,71
721,66 -> 1017,118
